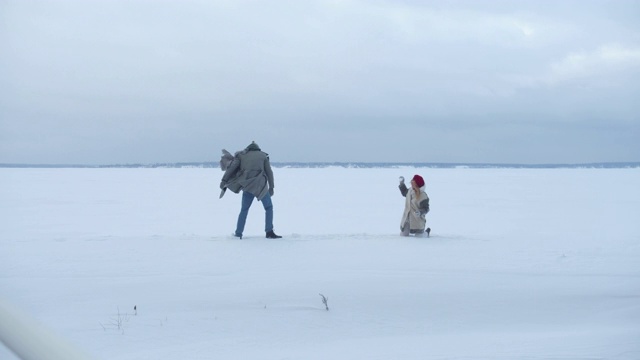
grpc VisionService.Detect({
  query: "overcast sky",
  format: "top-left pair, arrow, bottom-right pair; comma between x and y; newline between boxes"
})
1,0 -> 639,165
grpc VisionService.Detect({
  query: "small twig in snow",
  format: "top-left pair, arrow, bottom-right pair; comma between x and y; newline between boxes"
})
319,293 -> 329,311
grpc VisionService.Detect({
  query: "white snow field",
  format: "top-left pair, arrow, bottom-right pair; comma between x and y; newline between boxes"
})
1,167 -> 639,360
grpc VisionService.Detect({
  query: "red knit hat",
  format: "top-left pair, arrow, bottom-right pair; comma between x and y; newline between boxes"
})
412,174 -> 425,188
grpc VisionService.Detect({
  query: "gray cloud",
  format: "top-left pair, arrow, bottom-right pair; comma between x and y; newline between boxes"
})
1,0 -> 639,164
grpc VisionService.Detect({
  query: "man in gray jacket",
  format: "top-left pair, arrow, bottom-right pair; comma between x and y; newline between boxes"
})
220,141 -> 282,239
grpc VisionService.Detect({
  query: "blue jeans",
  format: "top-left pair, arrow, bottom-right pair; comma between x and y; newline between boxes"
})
235,191 -> 273,236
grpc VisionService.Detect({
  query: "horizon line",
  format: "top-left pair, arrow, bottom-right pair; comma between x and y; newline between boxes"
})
1,161 -> 639,169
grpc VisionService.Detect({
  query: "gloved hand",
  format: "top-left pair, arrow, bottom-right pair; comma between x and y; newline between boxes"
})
269,188 -> 274,197
399,176 -> 405,184
220,181 -> 226,189
414,210 -> 421,217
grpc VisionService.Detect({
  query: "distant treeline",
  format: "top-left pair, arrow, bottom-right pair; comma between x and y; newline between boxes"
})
2,162 -> 639,169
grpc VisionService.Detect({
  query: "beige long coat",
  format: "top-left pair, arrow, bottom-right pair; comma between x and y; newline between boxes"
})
399,183 -> 429,232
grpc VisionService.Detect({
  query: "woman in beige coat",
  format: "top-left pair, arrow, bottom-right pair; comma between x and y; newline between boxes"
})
399,174 -> 430,237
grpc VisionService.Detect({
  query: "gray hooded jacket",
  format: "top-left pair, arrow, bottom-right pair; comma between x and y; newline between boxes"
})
221,142 -> 274,200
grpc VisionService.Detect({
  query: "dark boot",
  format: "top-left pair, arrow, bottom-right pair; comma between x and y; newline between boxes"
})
426,228 -> 431,237
266,230 -> 282,239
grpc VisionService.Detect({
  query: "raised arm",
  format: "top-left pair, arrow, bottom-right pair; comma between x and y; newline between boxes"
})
399,182 -> 408,197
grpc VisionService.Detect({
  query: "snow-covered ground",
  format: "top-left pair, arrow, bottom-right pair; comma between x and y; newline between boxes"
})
1,167 -> 639,359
